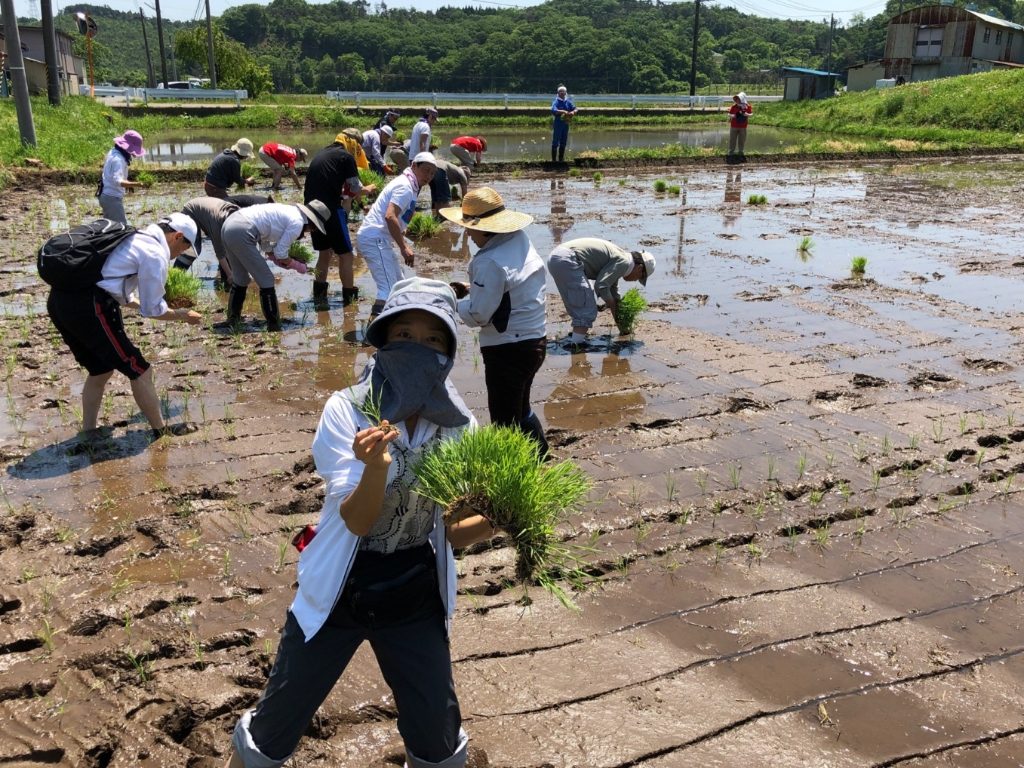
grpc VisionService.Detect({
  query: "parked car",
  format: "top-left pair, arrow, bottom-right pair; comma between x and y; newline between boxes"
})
157,81 -> 196,89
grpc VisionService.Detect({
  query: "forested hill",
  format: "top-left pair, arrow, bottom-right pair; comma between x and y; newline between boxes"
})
53,0 -> 905,92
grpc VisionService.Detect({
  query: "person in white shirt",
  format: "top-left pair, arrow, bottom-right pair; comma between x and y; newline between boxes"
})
220,201 -> 330,331
391,108 -> 438,171
356,152 -> 438,317
45,213 -> 204,447
222,277 -> 495,768
362,125 -> 394,175
440,187 -> 550,456
97,130 -> 146,225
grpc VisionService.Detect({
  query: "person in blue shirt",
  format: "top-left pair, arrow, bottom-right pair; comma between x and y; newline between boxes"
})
550,84 -> 578,163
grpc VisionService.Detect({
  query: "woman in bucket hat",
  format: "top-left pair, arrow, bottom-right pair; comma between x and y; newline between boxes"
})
97,130 -> 146,224
440,187 -> 549,455
222,277 -> 495,768
204,138 -> 256,198
219,200 -> 330,331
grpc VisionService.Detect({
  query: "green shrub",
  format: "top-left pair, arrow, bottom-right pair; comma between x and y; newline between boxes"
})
851,256 -> 867,276
414,425 -> 591,600
165,268 -> 202,308
653,179 -> 668,193
288,241 -> 317,265
747,193 -> 768,205
616,287 -> 648,335
406,212 -> 441,240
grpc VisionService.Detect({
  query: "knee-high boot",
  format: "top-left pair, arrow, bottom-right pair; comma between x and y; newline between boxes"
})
522,411 -> 550,459
558,146 -> 566,163
259,287 -> 282,332
225,284 -> 247,325
312,280 -> 329,310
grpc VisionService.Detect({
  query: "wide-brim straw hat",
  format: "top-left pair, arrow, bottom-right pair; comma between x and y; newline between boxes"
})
438,187 -> 533,234
231,137 -> 253,157
295,200 -> 329,234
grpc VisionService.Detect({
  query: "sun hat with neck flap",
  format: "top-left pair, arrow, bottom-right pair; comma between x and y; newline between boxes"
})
438,187 -> 533,234
365,277 -> 459,357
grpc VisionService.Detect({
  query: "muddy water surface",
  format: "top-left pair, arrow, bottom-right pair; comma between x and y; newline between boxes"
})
2,156 -> 1024,767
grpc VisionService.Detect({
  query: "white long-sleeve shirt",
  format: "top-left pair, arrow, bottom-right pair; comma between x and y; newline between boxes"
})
96,224 -> 170,317
233,203 -> 305,261
362,129 -> 387,167
100,148 -> 130,199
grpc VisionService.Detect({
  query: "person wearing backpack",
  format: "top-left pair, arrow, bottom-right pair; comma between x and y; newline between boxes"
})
98,130 -> 146,225
44,213 -> 204,447
727,92 -> 753,162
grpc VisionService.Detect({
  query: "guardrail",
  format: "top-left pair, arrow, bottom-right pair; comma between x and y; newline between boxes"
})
326,91 -> 781,109
142,88 -> 248,106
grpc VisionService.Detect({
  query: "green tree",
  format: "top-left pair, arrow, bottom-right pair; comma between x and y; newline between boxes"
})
175,23 -> 273,96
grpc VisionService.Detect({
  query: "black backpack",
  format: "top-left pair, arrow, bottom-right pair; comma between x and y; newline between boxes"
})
37,219 -> 136,291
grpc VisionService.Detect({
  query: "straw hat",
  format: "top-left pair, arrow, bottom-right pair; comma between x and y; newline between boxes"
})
438,187 -> 533,234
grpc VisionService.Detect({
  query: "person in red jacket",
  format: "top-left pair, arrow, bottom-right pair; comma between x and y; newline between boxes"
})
727,92 -> 753,163
449,135 -> 487,169
258,141 -> 308,191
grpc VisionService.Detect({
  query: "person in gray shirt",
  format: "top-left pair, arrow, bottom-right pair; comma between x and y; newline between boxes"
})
547,237 -> 655,344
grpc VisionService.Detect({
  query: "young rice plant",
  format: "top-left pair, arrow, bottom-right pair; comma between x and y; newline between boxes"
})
164,268 -> 202,308
851,256 -> 867,276
406,212 -> 442,241
413,425 -> 591,601
616,287 -> 648,336
288,241 -> 317,265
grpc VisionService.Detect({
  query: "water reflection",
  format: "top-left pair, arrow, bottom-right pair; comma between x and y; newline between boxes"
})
723,170 -> 742,228
313,305 -> 366,393
544,352 -> 645,431
549,179 -> 573,243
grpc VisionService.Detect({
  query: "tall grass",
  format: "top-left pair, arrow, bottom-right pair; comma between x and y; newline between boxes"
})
414,425 -> 590,602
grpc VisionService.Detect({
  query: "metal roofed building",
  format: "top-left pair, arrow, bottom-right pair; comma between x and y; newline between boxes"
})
781,67 -> 844,100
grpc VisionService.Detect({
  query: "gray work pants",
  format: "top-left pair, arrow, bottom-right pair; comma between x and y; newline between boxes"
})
98,194 -> 127,225
728,127 -> 748,155
548,246 -> 598,329
221,216 -> 277,290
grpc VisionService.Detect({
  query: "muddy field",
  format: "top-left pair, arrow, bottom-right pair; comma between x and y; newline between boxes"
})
2,158 -> 1024,767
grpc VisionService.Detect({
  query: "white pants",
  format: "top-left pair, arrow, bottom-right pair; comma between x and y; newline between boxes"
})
356,230 -> 408,301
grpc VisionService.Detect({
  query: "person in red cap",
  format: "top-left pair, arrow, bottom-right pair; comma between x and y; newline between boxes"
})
449,135 -> 486,170
258,142 -> 308,191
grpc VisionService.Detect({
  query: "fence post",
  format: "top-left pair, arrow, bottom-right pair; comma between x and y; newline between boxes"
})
504,93 -> 508,109
631,94 -> 637,109
143,89 -> 149,105
123,88 -> 130,107
355,92 -> 361,108
432,92 -> 438,108
235,91 -> 240,107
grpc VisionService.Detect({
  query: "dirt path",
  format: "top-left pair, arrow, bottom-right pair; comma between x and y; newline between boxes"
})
2,161 -> 1023,767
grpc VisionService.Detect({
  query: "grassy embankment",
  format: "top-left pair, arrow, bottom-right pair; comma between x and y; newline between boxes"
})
3,69 -> 1024,186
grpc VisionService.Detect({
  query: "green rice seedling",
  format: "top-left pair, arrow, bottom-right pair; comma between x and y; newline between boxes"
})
881,434 -> 892,456
413,425 -> 590,595
617,178 -> 626,187
288,241 -> 317,266
615,287 -> 648,335
592,171 -> 603,183
851,256 -> 867,276
696,470 -> 709,495
798,236 -> 815,255
871,469 -> 882,491
931,419 -> 944,442
133,169 -> 156,187
37,618 -> 60,654
729,463 -> 741,490
1007,408 -> 1017,428
746,541 -> 764,561
667,185 -> 681,195
812,523 -> 831,550
568,168 -> 581,178
164,268 -> 202,309
766,456 -> 777,483
909,434 -> 919,450
747,193 -> 768,205
959,414 -> 969,435
653,179 -> 668,193
123,648 -> 151,684
358,167 -> 385,189
796,452 -> 807,481
809,489 -> 823,505
406,212 -> 442,241
665,474 -> 677,503
975,448 -> 985,468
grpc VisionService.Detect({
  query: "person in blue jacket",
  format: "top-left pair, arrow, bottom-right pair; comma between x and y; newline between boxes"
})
550,84 -> 578,163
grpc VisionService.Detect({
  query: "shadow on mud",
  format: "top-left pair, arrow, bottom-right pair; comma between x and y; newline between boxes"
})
546,336 -> 643,356
7,428 -> 153,479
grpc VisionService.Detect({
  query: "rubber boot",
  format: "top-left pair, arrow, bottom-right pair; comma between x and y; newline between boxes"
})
225,284 -> 247,325
551,147 -> 558,163
259,286 -> 282,332
522,411 -> 550,460
312,280 -> 329,310
342,286 -> 359,306
558,146 -> 566,163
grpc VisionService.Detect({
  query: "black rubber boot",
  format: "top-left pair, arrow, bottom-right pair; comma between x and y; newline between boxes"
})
558,146 -> 566,163
342,286 -> 360,306
551,147 -> 558,163
522,411 -> 550,460
259,287 -> 282,332
225,284 -> 247,325
312,280 -> 329,310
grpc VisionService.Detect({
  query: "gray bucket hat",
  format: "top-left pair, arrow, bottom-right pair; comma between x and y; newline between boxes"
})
295,200 -> 330,234
365,277 -> 459,356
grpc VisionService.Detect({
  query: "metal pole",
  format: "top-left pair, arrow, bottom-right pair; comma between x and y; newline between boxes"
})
825,14 -> 834,76
689,0 -> 700,97
154,0 -> 168,87
204,0 -> 217,88
40,0 -> 61,105
87,36 -> 94,96
1,0 -> 38,146
139,9 -> 155,88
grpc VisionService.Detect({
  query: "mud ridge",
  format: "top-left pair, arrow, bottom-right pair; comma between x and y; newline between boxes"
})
871,724 -> 1024,767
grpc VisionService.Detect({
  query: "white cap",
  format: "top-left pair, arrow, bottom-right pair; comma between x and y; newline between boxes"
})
412,151 -> 437,166
380,124 -> 394,137
162,212 -> 201,255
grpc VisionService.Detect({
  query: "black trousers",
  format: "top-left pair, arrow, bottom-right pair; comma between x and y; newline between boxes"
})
481,336 -> 548,453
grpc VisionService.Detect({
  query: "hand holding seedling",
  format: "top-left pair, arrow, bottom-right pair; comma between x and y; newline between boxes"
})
353,421 -> 399,469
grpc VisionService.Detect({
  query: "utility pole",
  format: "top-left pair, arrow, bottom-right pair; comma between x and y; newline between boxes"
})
40,0 -> 62,104
204,0 -> 217,88
1,0 -> 38,146
689,0 -> 700,98
154,0 -> 169,87
825,14 -> 835,75
139,9 -> 155,88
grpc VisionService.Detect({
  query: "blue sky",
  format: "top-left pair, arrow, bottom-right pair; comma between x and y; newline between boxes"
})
20,0 -> 891,25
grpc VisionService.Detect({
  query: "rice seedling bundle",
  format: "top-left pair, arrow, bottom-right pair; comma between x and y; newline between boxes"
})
414,426 -> 590,588
851,256 -> 867,276
615,287 -> 648,335
653,179 -> 668,193
406,212 -> 441,241
165,268 -> 202,308
133,169 -> 156,187
288,241 -> 317,265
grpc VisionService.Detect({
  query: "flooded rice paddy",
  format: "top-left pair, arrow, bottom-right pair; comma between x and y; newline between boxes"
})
2,156 -> 1024,766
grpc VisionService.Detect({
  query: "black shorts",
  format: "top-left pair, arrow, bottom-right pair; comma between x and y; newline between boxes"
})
311,206 -> 352,254
47,289 -> 150,380
429,168 -> 451,207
